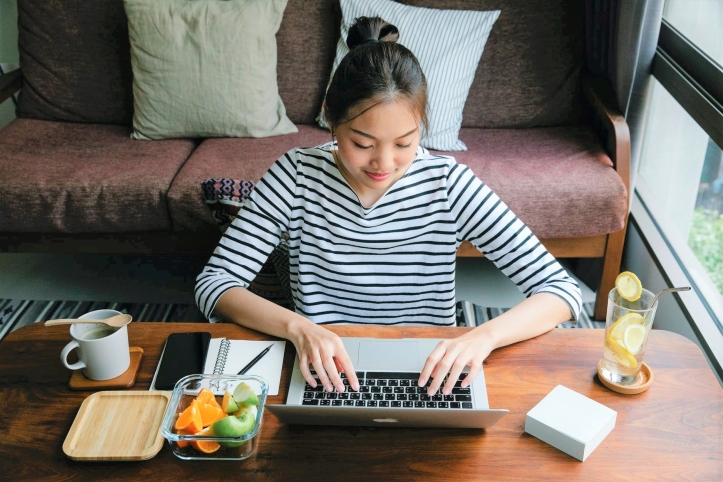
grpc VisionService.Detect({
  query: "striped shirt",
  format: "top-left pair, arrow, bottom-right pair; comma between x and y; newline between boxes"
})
195,142 -> 582,325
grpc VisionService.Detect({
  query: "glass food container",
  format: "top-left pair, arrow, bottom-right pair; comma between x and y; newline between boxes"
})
161,374 -> 267,460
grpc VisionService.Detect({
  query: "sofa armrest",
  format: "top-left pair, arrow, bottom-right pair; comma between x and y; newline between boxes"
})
582,76 -> 631,201
0,69 -> 21,105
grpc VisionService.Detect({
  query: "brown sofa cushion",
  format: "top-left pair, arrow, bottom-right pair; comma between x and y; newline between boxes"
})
169,124 -> 626,239
0,119 -> 196,232
167,125 -> 332,231
16,0 -> 134,124
277,0 -> 585,128
445,127 -> 627,239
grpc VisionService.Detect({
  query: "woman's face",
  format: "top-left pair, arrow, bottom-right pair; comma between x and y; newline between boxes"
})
332,99 -> 421,206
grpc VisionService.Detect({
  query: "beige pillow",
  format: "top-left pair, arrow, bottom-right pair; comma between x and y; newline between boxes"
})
124,0 -> 297,140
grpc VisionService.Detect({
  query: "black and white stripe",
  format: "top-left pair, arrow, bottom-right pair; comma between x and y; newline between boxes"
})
195,143 -> 582,326
316,0 -> 501,151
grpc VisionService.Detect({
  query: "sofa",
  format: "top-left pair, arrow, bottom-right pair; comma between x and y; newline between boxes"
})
0,0 -> 629,320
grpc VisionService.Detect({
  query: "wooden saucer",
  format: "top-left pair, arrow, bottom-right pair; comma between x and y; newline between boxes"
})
597,359 -> 653,395
69,347 -> 143,390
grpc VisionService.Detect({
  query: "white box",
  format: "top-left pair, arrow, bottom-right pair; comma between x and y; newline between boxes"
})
525,385 -> 616,461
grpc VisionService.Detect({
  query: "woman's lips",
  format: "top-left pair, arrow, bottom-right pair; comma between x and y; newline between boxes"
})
365,171 -> 392,181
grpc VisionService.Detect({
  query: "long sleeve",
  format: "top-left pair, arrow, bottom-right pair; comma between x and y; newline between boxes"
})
195,151 -> 297,321
448,164 -> 582,321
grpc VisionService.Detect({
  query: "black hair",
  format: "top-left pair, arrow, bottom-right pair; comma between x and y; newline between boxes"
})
323,16 -> 428,135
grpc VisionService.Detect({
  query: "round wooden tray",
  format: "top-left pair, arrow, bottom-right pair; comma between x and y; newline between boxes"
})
597,359 -> 653,395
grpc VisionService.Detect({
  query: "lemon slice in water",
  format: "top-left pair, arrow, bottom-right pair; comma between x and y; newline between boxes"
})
623,324 -> 646,355
605,335 -> 638,368
609,312 -> 644,340
615,271 -> 642,301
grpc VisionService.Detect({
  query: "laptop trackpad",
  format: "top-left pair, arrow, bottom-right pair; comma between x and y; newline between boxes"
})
358,340 -> 419,371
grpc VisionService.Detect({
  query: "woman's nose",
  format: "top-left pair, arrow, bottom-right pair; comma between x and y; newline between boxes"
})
372,147 -> 395,171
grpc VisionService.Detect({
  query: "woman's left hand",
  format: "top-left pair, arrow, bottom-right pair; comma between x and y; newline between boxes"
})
417,329 -> 495,396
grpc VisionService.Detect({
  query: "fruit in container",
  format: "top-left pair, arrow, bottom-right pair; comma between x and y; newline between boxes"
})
222,390 -> 239,414
233,382 -> 259,407
174,386 -> 261,454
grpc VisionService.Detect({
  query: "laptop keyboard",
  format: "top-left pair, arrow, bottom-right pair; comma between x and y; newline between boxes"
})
301,370 -> 473,409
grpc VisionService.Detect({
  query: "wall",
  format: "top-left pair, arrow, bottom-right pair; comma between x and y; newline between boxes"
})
0,0 -> 18,129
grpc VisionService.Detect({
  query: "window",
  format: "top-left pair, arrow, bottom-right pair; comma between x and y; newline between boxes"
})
637,78 -> 723,308
635,0 -> 723,342
663,0 -> 722,68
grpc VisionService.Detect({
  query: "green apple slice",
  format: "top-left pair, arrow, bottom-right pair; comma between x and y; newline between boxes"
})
211,413 -> 255,448
222,391 -> 239,414
232,382 -> 259,407
233,404 -> 258,419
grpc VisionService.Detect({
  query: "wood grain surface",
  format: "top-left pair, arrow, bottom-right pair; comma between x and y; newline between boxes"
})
62,390 -> 169,461
1,323 -> 721,481
68,346 -> 144,390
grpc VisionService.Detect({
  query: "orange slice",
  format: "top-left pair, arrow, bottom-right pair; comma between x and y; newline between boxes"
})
174,399 -> 203,433
196,388 -> 216,405
175,427 -> 196,448
190,427 -> 220,454
199,402 -> 226,427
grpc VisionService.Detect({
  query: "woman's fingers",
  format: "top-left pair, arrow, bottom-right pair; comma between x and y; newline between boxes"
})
335,352 -> 360,391
322,355 -> 345,393
311,354 -> 334,392
298,354 -> 316,387
461,363 -> 481,389
418,342 -> 446,387
443,359 -> 468,395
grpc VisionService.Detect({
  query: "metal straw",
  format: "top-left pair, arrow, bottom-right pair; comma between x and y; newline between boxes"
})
651,286 -> 691,307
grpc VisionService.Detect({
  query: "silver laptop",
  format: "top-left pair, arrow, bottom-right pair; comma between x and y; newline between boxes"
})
266,338 -> 508,428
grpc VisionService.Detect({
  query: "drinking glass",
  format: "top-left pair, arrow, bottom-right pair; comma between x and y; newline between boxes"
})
599,287 -> 658,385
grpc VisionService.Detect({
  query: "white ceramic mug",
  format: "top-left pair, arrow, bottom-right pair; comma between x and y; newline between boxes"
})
60,309 -> 131,380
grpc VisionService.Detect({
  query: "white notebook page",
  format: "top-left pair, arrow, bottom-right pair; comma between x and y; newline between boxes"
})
204,339 -> 286,396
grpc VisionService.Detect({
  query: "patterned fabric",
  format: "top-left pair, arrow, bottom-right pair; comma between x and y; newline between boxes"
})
317,0 -> 500,151
201,178 -> 293,309
0,298 -> 600,343
459,301 -> 604,329
202,179 -> 257,229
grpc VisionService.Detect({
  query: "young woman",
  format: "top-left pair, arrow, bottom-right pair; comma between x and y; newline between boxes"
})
195,17 -> 581,399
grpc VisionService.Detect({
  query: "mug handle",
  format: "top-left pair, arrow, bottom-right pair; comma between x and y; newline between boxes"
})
61,340 -> 86,371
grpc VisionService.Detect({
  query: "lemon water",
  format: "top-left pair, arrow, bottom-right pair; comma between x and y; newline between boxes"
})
600,287 -> 656,384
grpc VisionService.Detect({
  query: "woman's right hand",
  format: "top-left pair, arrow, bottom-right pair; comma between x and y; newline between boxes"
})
287,316 -> 360,393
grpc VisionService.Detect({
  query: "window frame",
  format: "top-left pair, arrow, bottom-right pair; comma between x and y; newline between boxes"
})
634,17 -> 723,380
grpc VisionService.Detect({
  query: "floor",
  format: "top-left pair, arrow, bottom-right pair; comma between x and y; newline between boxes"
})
0,253 -> 595,309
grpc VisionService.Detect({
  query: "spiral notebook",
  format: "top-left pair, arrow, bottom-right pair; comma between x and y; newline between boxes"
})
203,338 -> 286,396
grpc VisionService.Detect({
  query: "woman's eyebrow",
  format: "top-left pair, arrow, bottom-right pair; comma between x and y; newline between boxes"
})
350,127 -> 418,140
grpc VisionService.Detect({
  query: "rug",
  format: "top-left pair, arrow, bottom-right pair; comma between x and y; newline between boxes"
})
0,299 -> 602,342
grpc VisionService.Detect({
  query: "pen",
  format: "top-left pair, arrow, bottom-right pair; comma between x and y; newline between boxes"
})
238,344 -> 275,375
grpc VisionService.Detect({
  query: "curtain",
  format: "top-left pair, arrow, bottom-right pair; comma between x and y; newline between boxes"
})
586,0 -> 665,200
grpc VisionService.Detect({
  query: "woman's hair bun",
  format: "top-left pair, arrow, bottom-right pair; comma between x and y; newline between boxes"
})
346,16 -> 400,50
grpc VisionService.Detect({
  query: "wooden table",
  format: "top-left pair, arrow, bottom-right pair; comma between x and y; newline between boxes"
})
1,323 -> 721,480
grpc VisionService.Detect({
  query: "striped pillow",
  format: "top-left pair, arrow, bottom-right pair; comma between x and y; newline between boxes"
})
316,0 -> 500,151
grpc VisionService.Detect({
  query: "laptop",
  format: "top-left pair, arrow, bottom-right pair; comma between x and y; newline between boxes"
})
266,338 -> 508,428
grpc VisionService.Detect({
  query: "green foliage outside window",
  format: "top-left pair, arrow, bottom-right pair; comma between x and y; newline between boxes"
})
688,207 -> 723,293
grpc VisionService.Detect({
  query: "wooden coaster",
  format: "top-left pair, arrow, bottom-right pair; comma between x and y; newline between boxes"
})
69,347 -> 144,390
597,359 -> 653,395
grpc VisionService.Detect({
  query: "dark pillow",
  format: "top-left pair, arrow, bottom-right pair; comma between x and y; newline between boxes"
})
201,179 -> 292,309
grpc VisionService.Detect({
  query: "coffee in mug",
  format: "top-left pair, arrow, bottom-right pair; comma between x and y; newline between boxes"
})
79,326 -> 116,341
60,309 -> 131,380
